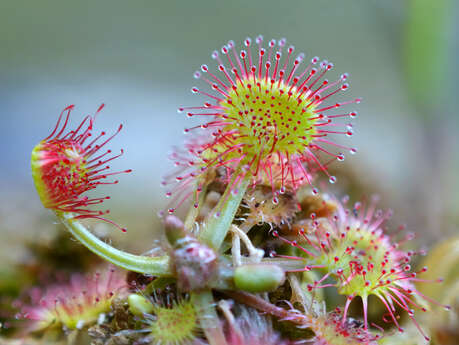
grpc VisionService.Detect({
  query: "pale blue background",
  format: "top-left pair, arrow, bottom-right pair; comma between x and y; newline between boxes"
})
0,0 -> 457,262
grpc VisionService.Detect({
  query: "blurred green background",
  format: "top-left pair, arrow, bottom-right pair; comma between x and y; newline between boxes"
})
0,0 -> 457,266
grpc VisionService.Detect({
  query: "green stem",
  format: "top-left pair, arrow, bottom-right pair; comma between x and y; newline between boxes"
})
57,212 -> 172,276
261,257 -> 308,271
191,290 -> 227,345
198,174 -> 250,251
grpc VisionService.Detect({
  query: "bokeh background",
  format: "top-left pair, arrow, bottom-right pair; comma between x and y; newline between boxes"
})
0,0 -> 458,273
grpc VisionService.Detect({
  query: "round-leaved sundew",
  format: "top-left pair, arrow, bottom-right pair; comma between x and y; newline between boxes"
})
18,268 -> 127,332
164,36 -> 359,213
271,195 -> 450,341
31,105 -> 131,231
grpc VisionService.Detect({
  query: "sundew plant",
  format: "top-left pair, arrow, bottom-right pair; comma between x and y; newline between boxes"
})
21,36 -> 450,345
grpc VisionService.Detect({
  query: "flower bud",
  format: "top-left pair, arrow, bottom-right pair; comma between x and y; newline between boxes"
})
234,264 -> 285,293
127,293 -> 154,316
165,216 -> 218,291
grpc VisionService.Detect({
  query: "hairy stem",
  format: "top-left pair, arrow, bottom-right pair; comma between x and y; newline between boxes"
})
223,290 -> 289,319
198,174 -> 250,251
288,273 -> 317,315
58,212 -> 172,276
223,290 -> 312,326
191,290 -> 227,345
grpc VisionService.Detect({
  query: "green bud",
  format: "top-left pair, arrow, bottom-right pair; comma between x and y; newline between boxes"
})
234,264 -> 285,293
128,294 -> 154,316
165,216 -> 218,291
